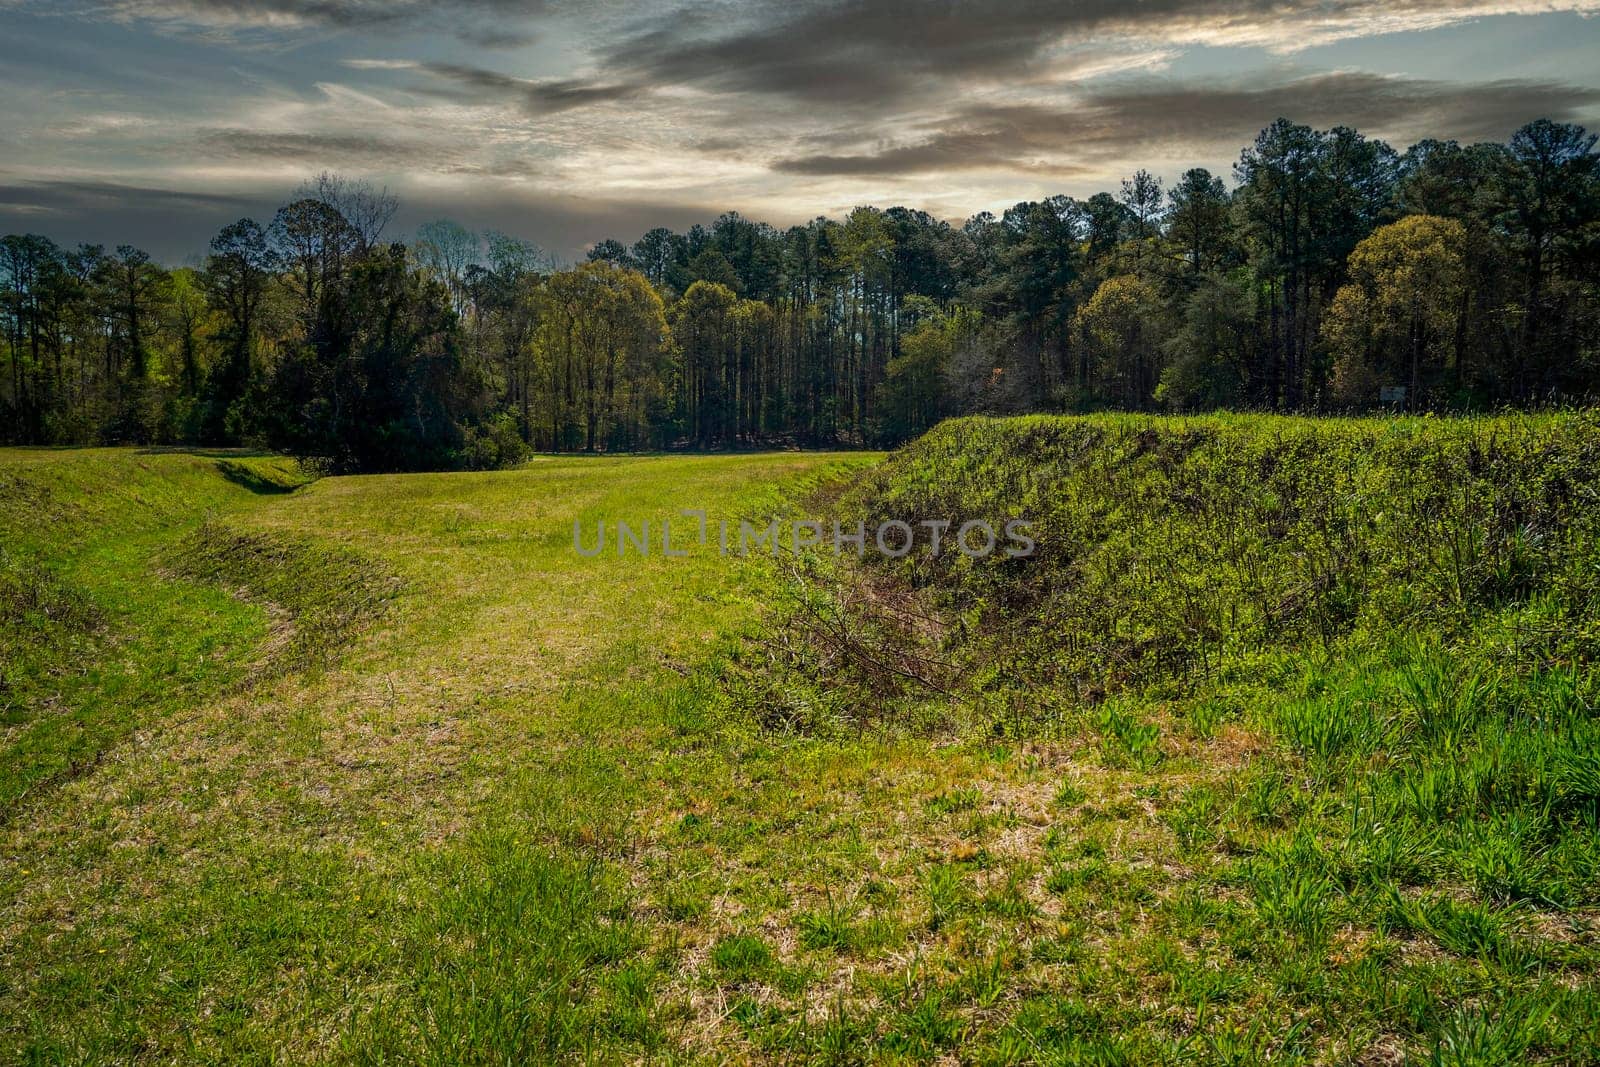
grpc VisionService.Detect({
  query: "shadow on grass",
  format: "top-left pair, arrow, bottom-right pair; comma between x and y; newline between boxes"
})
213,458 -> 309,494
134,446 -> 276,459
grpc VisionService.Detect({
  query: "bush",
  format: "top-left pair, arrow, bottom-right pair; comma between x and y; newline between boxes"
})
460,412 -> 531,471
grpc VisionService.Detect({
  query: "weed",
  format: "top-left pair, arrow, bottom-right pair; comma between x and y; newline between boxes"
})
712,934 -> 774,982
797,896 -> 859,952
922,863 -> 970,931
928,786 -> 982,815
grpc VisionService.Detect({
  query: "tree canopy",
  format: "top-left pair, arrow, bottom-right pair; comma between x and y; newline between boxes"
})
3,118 -> 1598,469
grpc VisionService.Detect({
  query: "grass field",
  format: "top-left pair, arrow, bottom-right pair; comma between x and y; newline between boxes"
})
2,422 -> 1598,1063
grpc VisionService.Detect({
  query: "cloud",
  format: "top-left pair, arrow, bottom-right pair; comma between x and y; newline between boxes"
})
409,62 -> 641,114
102,0 -> 421,29
4,0 -> 1598,264
197,128 -> 436,165
343,58 -> 639,114
69,0 -> 1600,55
772,128 -> 1085,178
0,173 -> 722,264
771,72 -> 1600,176
453,24 -> 539,49
0,177 -> 255,211
33,0 -> 551,45
1081,72 -> 1600,146
102,0 -> 545,26
607,0 -> 1600,107
0,177 -> 269,260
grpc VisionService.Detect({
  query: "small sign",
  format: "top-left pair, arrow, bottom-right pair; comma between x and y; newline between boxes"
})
1379,385 -> 1407,406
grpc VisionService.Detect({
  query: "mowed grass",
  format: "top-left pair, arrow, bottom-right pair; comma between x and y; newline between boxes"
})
2,427 -> 1598,1064
0,449 -> 311,815
0,447 -> 905,1061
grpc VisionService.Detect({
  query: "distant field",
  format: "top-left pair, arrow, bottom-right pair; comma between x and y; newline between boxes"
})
2,419 -> 1598,1063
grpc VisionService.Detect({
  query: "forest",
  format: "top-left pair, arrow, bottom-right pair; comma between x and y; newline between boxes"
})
2,118 -> 1598,470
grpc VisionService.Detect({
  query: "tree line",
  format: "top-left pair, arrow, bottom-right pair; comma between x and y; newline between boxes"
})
3,119 -> 1598,469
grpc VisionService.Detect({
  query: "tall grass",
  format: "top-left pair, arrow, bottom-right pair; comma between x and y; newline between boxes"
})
854,413 -> 1600,694
734,412 -> 1600,1059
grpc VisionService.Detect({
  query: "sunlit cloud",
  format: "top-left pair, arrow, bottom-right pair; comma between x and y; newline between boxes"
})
2,0 -> 1598,259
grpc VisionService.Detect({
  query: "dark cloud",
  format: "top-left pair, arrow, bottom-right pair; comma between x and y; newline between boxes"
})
105,0 -> 547,25
134,0 -> 420,28
607,0 -> 1600,107
690,135 -> 758,155
0,175 -> 724,265
73,0 -> 550,45
0,178 -> 270,262
772,73 -> 1600,176
388,189 -> 720,260
453,25 -> 539,49
773,127 -> 1085,177
6,0 -> 1598,264
409,62 -> 641,114
1081,73 -> 1600,146
0,178 -> 256,212
606,1 -> 1039,107
197,128 -> 435,164
606,9 -> 911,107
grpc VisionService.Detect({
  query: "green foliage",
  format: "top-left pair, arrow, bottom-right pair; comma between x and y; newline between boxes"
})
927,786 -> 982,815
855,412 -> 1600,694
1323,215 -> 1469,406
8,119 -> 1599,464
457,410 -> 530,471
875,305 -> 981,445
0,549 -> 103,725
1074,274 -> 1166,409
730,411 -> 1600,1060
711,934 -> 775,982
264,243 -> 477,472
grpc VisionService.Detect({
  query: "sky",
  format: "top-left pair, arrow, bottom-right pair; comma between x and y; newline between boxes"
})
1,0 -> 1598,264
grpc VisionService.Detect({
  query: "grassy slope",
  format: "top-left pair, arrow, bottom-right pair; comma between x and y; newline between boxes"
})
0,450 -> 314,815
0,421 -> 1596,1064
802,413 -> 1600,1063
1,448 -> 893,1062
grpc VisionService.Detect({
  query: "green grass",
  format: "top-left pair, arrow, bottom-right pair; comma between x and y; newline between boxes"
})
0,450 -> 309,814
2,418 -> 1599,1063
738,413 -> 1600,1062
